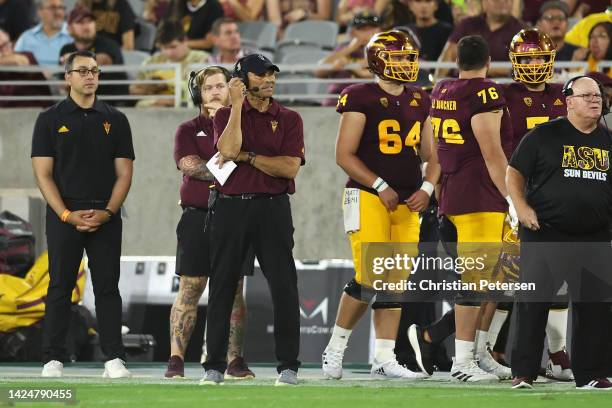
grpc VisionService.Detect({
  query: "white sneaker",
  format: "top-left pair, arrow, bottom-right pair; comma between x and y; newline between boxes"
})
450,359 -> 500,382
322,348 -> 344,379
371,359 -> 428,380
103,358 -> 132,378
41,360 -> 63,377
478,348 -> 512,380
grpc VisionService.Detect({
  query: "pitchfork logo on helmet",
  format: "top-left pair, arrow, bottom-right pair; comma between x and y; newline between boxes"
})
366,30 -> 419,82
509,28 -> 556,85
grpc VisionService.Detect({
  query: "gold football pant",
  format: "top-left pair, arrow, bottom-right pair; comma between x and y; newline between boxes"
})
347,189 -> 420,286
447,212 -> 505,285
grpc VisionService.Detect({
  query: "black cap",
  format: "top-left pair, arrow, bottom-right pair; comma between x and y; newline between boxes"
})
234,53 -> 279,76
539,1 -> 570,18
351,12 -> 381,28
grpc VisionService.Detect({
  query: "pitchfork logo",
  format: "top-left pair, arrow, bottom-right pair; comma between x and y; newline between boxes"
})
299,298 -> 328,324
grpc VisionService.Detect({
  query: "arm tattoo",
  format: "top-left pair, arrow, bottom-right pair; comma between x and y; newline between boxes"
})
179,155 -> 215,181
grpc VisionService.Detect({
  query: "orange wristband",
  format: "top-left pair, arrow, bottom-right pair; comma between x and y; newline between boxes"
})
60,209 -> 71,223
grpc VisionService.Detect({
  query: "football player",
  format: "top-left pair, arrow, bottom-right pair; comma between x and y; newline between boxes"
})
494,28 -> 572,382
430,34 -> 516,382
321,29 -> 440,380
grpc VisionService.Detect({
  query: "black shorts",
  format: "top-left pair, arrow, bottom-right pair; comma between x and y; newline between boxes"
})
175,207 -> 255,277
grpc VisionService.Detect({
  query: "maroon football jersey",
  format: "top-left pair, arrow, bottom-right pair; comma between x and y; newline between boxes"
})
501,82 -> 566,153
173,115 -> 216,208
336,83 -> 431,201
430,78 -> 513,215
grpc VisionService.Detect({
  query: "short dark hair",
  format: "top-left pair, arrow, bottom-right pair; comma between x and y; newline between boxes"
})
211,17 -> 238,36
456,35 -> 490,71
156,20 -> 185,45
64,50 -> 97,72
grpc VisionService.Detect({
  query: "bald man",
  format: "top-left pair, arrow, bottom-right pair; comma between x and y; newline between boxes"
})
507,76 -> 612,390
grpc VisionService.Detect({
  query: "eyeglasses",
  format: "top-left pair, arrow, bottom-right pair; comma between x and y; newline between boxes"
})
540,14 -> 567,22
67,67 -> 101,77
571,93 -> 603,102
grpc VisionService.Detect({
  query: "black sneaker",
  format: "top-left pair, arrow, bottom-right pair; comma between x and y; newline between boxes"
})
577,378 -> 612,390
512,376 -> 534,389
408,324 -> 433,376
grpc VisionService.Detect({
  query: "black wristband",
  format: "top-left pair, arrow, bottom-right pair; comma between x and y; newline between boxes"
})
104,208 -> 114,220
247,151 -> 256,165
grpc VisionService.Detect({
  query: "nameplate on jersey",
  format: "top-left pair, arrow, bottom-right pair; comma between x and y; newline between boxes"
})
343,188 -> 360,234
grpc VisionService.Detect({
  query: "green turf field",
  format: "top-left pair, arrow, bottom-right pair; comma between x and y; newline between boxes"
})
1,364 -> 611,408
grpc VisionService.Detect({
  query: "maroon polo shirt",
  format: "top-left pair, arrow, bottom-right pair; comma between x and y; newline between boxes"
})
173,115 -> 216,208
448,14 -> 526,61
212,98 -> 305,195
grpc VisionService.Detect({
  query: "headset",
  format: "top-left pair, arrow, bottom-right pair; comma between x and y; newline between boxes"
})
187,65 -> 231,106
562,75 -> 610,115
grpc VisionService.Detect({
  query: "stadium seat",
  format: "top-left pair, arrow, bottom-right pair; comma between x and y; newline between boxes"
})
64,0 -> 77,12
135,19 -> 157,52
128,0 -> 145,17
276,49 -> 331,105
280,21 -> 339,49
122,50 -> 150,79
274,43 -> 324,63
238,21 -> 278,51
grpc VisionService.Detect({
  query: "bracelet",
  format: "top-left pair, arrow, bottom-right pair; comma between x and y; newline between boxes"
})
60,209 -> 71,223
371,177 -> 388,193
419,181 -> 435,197
104,208 -> 114,220
247,151 -> 256,166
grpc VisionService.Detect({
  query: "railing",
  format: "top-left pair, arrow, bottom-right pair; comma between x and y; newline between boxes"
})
1,60 -> 608,107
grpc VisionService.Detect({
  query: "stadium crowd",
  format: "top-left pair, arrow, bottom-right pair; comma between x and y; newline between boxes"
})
2,0 -> 612,107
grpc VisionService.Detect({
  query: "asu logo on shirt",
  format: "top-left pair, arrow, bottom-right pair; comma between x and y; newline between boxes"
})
562,145 -> 610,181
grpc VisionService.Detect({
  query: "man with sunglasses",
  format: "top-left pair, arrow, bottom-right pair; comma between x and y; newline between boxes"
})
31,50 -> 135,378
507,75 -> 612,390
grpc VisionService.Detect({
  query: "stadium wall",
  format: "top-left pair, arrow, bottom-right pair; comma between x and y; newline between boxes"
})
0,108 -> 351,259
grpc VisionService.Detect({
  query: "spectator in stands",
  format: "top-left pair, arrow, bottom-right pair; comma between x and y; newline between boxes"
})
380,0 -> 454,28
60,6 -> 129,104
407,0 -> 453,61
335,0 -> 387,29
450,0 -> 482,24
577,21 -> 612,76
169,0 -> 224,51
130,20 -> 209,107
0,0 -> 37,42
564,7 -> 612,48
565,0 -> 610,18
209,18 -> 258,64
220,0 -> 265,21
76,0 -> 136,50
314,12 -> 380,106
265,0 -> 332,35
536,1 -> 584,61
435,0 -> 525,78
0,27 -> 51,107
144,0 -> 172,25
514,0 -> 547,25
14,0 -> 73,66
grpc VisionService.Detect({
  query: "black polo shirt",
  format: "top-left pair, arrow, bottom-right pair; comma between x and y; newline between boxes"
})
510,117 -> 612,235
31,97 -> 135,202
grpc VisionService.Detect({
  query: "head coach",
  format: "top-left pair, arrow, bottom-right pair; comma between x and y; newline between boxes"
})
506,76 -> 612,390
200,53 -> 305,386
31,50 -> 135,379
